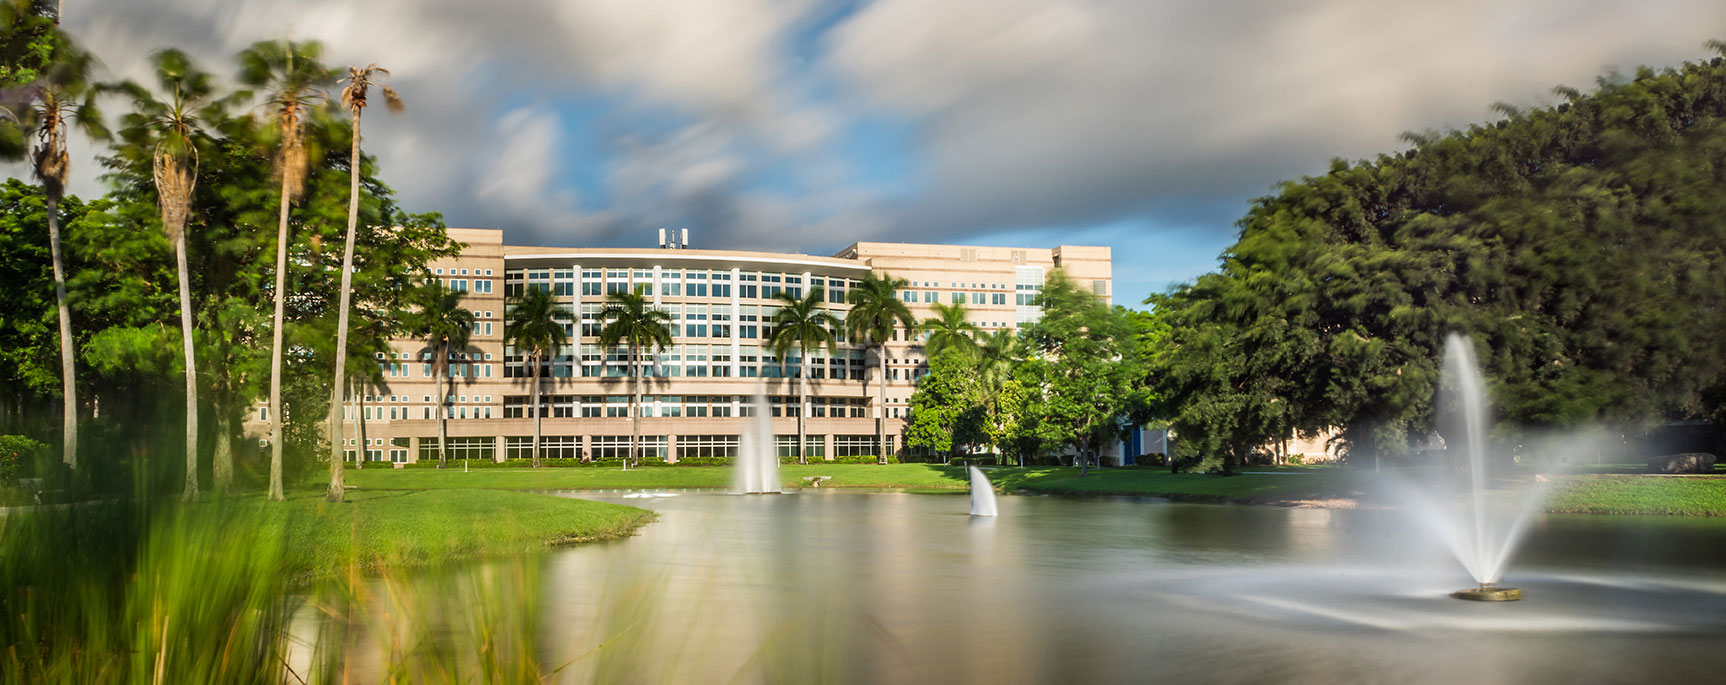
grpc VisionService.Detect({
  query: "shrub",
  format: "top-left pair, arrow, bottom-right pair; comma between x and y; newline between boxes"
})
0,435 -> 47,482
1137,452 -> 1166,466
1287,454 -> 1304,465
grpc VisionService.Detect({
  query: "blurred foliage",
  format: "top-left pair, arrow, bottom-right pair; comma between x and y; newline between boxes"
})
1149,48 -> 1726,465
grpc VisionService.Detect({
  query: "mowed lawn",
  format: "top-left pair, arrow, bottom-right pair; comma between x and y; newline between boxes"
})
342,463 -> 1726,516
343,463 -> 1352,502
254,489 -> 655,581
1544,475 -> 1726,516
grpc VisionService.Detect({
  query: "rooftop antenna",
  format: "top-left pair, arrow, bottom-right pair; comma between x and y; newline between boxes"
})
657,227 -> 667,249
680,228 -> 690,249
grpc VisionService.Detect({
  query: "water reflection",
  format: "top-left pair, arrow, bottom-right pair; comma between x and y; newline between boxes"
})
338,492 -> 1726,682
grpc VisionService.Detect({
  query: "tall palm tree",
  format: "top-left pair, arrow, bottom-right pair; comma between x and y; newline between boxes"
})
975,328 -> 1023,392
844,272 -> 914,465
326,62 -> 402,502
6,38 -> 106,470
115,48 -> 215,499
598,287 -> 672,467
237,39 -> 333,501
769,287 -> 840,465
410,280 -> 472,468
505,287 -> 569,467
344,313 -> 393,471
921,301 -> 980,361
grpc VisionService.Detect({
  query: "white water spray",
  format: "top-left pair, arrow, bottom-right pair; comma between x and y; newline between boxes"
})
969,466 -> 998,517
735,391 -> 780,494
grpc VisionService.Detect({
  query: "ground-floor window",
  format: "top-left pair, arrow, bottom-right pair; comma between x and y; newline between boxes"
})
506,435 -> 579,460
677,434 -> 738,459
834,435 -> 880,458
776,435 -> 825,459
449,437 -> 495,461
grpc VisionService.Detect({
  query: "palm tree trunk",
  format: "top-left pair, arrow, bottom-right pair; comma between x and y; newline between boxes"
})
267,177 -> 291,501
797,354 -> 808,465
630,342 -> 641,467
46,195 -> 77,470
531,350 -> 542,467
876,342 -> 887,465
176,231 -> 199,498
436,347 -> 448,467
325,112 -> 363,503
213,407 -> 233,492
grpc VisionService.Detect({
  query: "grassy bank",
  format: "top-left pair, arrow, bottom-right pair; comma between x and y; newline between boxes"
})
345,463 -> 1350,501
345,463 -> 1726,516
261,489 -> 655,581
1543,475 -> 1726,516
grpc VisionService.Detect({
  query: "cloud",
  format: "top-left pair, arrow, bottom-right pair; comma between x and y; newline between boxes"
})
828,0 -> 1726,238
13,0 -> 1726,307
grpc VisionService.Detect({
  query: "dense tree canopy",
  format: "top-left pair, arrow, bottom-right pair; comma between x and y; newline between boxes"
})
1149,48 -> 1726,463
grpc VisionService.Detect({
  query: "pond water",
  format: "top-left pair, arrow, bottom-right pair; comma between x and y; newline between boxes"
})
344,491 -> 1726,682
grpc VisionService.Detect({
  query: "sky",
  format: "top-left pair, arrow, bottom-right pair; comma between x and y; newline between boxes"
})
16,0 -> 1726,306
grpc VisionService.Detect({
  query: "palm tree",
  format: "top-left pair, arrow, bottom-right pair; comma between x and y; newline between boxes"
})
598,287 -> 671,467
114,48 -> 215,499
921,301 -> 980,361
769,287 -> 840,465
4,36 -> 106,470
975,328 -> 1022,393
237,39 -> 333,501
844,272 -> 914,465
326,62 -> 402,502
975,327 -> 1025,465
344,313 -> 393,471
410,280 -> 473,468
505,287 -> 569,467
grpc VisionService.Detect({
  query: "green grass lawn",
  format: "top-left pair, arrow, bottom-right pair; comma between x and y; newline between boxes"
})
344,462 -> 1726,516
253,488 -> 655,581
345,462 -> 1351,501
1544,475 -> 1726,516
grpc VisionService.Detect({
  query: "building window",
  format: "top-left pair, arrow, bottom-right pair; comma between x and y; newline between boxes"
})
677,434 -> 738,459
776,435 -> 825,459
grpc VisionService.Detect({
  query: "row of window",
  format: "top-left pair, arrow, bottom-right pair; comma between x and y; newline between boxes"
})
900,290 -> 1013,306
505,268 -> 857,304
476,434 -> 897,460
500,395 -> 868,419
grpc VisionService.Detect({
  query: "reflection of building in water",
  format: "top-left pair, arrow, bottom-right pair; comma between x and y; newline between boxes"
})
246,228 -> 1111,464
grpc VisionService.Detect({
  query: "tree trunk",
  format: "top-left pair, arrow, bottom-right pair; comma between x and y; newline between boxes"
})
436,347 -> 448,467
629,342 -> 641,467
531,349 -> 542,467
325,111 -> 363,503
876,342 -> 887,465
797,355 -> 808,465
46,195 -> 77,470
267,177 -> 291,501
176,231 -> 199,499
213,408 -> 233,492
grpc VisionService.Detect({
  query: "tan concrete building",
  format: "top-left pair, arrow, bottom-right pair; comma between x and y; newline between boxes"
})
275,229 -> 1111,464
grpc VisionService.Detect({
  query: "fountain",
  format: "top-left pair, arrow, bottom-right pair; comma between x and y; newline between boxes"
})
1429,333 -> 1550,601
968,466 -> 998,517
735,391 -> 780,494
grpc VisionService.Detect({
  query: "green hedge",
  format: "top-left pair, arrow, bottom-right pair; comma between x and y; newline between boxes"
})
0,435 -> 47,481
398,454 -> 901,468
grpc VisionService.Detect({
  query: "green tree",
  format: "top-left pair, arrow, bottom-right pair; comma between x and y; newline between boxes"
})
1147,44 -> 1726,466
768,287 -> 840,465
505,286 -> 569,467
237,39 -> 335,501
112,48 -> 217,499
4,33 -> 106,471
325,62 -> 401,502
919,301 -> 978,361
904,350 -> 985,464
1022,270 -> 1137,476
599,287 -> 671,467
409,280 -> 472,468
844,271 -> 915,464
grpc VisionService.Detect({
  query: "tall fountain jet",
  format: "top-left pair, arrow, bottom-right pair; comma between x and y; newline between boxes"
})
969,466 -> 998,517
1436,334 -> 1547,601
735,391 -> 780,494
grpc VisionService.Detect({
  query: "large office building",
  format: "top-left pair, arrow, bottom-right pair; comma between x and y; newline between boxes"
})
287,229 -> 1111,464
